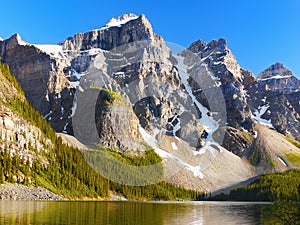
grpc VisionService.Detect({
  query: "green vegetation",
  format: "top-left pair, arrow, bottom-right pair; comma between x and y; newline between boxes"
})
92,87 -> 125,105
248,145 -> 275,169
0,63 -> 201,200
229,169 -> 300,202
284,152 -> 300,167
248,146 -> 262,166
286,137 -> 300,149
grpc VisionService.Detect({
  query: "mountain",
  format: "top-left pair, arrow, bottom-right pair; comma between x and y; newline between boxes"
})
246,62 -> 300,143
0,13 -> 299,194
0,62 -> 200,200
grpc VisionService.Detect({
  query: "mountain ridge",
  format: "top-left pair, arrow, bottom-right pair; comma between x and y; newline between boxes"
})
0,13 -> 299,194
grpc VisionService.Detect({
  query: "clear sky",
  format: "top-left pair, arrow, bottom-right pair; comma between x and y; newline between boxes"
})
1,0 -> 299,77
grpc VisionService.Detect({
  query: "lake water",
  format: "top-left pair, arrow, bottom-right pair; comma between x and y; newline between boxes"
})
0,201 -> 273,224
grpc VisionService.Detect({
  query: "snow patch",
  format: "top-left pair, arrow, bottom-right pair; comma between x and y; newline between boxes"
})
171,142 -> 178,150
63,122 -> 69,134
254,131 -> 258,138
186,165 -> 203,179
44,110 -> 52,119
174,55 -> 219,141
69,94 -> 78,118
98,14 -> 138,31
70,81 -> 80,87
258,75 -> 293,81
33,44 -> 64,58
253,105 -> 274,128
278,157 -> 287,167
139,126 -> 204,179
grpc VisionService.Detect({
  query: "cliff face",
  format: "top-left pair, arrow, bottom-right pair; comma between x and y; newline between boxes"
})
0,64 -> 51,183
257,62 -> 300,93
61,14 -> 155,53
1,13 -> 299,192
0,34 -> 74,133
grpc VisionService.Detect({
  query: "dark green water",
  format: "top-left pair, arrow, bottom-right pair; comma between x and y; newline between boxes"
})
0,201 -> 274,225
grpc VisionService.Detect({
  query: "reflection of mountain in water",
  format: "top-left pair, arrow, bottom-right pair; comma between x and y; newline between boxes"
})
0,201 -> 276,225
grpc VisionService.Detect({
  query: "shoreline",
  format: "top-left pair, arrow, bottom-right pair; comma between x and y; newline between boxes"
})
0,183 -> 64,201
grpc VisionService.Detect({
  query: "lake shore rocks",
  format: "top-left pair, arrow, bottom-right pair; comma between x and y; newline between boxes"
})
0,183 -> 64,200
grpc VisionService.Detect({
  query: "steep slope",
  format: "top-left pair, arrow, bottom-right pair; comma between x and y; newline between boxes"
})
0,34 -> 74,133
1,13 -> 299,193
183,38 -> 254,155
246,62 -> 300,142
0,63 -> 109,197
0,63 -> 201,200
243,123 -> 300,173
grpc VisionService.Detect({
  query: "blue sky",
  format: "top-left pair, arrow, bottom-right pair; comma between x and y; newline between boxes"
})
1,0 -> 299,77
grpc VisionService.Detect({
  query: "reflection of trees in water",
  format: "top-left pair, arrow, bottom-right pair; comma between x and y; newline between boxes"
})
271,201 -> 300,225
2,201 -> 299,224
1,201 -> 170,225
0,201 -> 47,224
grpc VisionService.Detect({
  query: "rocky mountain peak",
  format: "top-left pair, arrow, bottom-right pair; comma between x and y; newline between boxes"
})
258,62 -> 293,80
61,14 -> 155,52
188,38 -> 241,80
256,62 -> 299,93
101,13 -> 139,29
187,39 -> 206,53
0,34 -> 28,55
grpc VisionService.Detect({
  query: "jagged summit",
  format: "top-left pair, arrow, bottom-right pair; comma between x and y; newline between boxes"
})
61,13 -> 154,52
100,13 -> 139,30
256,62 -> 299,94
258,62 -> 294,80
187,38 -> 241,80
188,38 -> 227,55
0,34 -> 28,55
0,13 -> 299,194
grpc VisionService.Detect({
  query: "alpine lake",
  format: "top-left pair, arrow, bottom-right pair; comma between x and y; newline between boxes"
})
0,200 -> 291,225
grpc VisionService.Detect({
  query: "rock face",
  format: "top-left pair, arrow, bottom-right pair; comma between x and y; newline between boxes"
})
184,38 -> 254,154
1,13 -> 299,191
246,62 -> 300,141
0,64 -> 51,183
257,62 -> 300,93
94,89 -> 143,151
0,34 -> 75,133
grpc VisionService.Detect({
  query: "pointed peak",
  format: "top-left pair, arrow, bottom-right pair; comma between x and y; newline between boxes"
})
217,38 -> 227,46
100,13 -> 139,30
0,34 -> 28,51
206,38 -> 227,50
258,62 -> 294,80
7,34 -> 28,45
0,37 -> 3,41
188,39 -> 207,54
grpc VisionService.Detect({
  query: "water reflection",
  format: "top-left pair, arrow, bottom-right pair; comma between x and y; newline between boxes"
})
0,201 -> 273,225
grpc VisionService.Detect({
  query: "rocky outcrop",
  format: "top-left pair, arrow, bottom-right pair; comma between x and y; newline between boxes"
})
0,184 -> 64,200
95,89 -> 144,151
246,62 -> 300,141
0,66 -> 50,169
186,38 -> 253,131
0,105 -> 50,168
257,62 -> 300,93
0,35 -> 75,133
1,13 -> 299,193
61,14 -> 155,52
